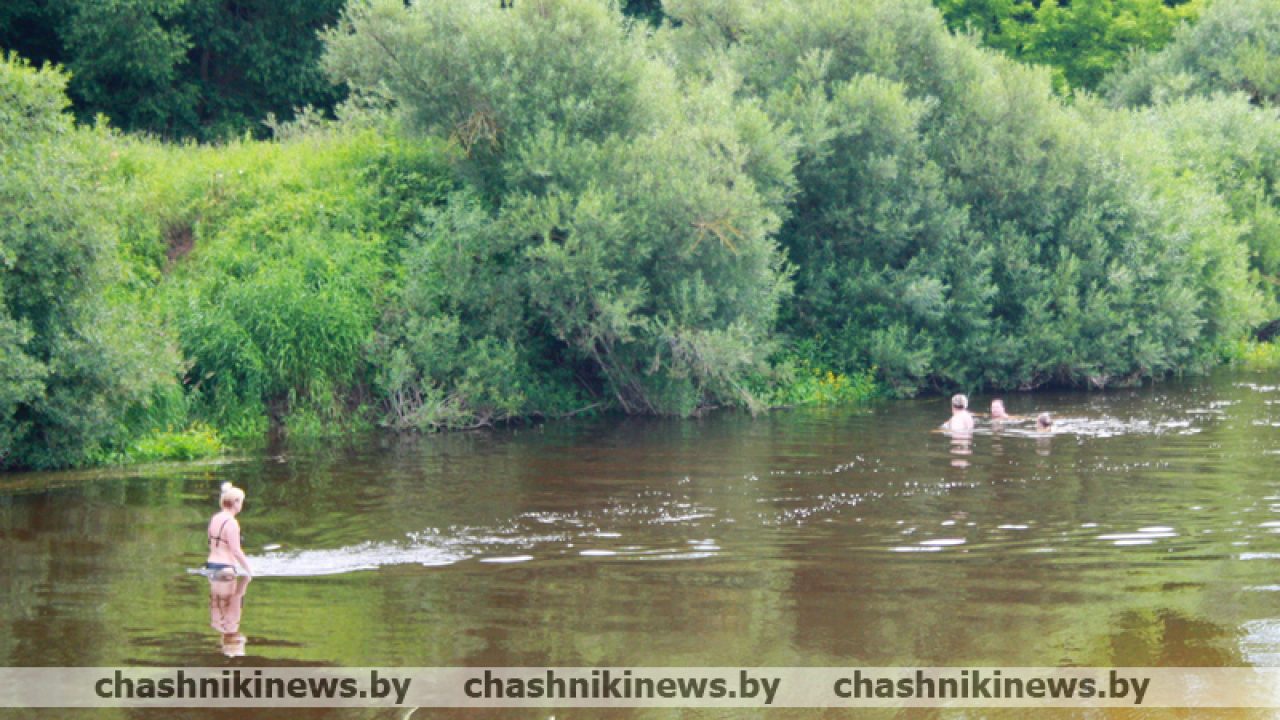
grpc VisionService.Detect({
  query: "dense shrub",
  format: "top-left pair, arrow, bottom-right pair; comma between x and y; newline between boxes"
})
0,0 -> 346,140
1224,338 -> 1280,372
660,0 -> 1261,392
101,424 -> 224,464
1105,0 -> 1280,312
3,0 -> 1276,466
1124,95 -> 1280,307
0,56 -> 178,469
1106,0 -> 1280,107
325,0 -> 793,420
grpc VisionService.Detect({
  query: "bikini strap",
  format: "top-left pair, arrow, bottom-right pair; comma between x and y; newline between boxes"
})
210,516 -> 234,545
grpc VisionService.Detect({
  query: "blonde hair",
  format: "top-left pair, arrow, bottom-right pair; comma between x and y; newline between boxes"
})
951,393 -> 968,409
220,482 -> 245,509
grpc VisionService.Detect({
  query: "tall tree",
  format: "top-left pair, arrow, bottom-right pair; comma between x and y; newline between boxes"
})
659,0 -> 1258,391
0,0 -> 346,140
938,0 -> 1201,93
1106,0 -> 1280,107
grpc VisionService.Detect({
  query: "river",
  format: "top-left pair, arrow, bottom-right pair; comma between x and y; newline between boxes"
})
2,371 -> 1278,719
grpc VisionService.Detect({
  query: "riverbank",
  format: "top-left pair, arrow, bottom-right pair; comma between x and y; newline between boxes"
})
66,345 -> 1279,470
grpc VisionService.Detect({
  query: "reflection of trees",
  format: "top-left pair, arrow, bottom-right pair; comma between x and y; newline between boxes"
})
0,478 -> 189,667
1103,607 -> 1235,667
425,412 -> 802,668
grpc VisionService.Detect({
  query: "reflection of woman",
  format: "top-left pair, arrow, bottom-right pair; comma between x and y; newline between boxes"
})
210,575 -> 251,657
207,482 -> 252,579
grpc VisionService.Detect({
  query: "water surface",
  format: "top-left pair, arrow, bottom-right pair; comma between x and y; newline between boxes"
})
2,371 -> 1279,719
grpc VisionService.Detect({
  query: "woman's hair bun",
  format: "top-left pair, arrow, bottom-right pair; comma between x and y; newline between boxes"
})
221,482 -> 234,493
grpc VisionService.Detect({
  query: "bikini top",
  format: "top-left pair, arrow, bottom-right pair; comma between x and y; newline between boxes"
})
209,516 -> 235,548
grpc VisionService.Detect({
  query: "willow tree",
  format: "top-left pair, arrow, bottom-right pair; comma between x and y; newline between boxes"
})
1106,0 -> 1280,107
324,0 -> 792,423
1105,0 -> 1280,314
660,0 -> 1259,391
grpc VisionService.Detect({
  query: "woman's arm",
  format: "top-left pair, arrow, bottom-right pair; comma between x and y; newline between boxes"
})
226,519 -> 253,576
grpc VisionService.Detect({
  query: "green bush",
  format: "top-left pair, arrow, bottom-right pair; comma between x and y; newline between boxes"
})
751,344 -> 880,408
937,0 -> 1201,94
1107,0 -> 1280,107
326,0 -> 793,419
0,55 -> 178,469
0,0 -> 347,140
108,125 -> 455,436
6,0 -> 1277,465
1118,95 -> 1280,309
659,0 -> 1261,394
1223,339 -> 1280,372
1102,0 -> 1280,317
115,424 -> 224,464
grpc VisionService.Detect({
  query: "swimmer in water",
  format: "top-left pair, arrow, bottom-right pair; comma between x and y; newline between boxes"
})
1036,412 -> 1053,432
943,393 -> 975,432
990,398 -> 1010,420
207,482 -> 252,580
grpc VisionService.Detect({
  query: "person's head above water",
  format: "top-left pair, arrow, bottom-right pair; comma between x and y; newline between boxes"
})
1036,413 -> 1053,431
945,393 -> 974,432
220,482 -> 245,513
991,398 -> 1008,418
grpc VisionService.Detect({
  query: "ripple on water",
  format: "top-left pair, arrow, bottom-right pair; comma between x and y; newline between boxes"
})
248,526 -> 565,576
1240,619 -> 1280,666
250,541 -> 468,576
1096,531 -> 1178,542
235,378 -> 1268,582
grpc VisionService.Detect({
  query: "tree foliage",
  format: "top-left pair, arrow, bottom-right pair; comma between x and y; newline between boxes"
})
1,0 -> 1275,467
1107,0 -> 1280,311
1106,0 -> 1280,107
325,0 -> 792,421
938,0 -> 1200,93
1123,96 -> 1280,307
0,56 -> 176,468
659,0 -> 1259,392
0,0 -> 345,140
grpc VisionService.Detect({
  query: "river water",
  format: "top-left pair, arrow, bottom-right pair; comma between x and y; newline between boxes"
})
2,371 -> 1278,719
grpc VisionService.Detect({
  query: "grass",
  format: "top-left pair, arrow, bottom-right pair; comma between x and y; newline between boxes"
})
1224,338 -> 1280,372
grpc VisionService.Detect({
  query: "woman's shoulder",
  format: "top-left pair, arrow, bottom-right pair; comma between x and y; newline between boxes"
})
209,511 -> 239,527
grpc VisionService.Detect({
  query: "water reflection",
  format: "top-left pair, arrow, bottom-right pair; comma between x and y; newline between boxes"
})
949,432 -> 973,468
209,575 -> 250,657
1035,434 -> 1052,456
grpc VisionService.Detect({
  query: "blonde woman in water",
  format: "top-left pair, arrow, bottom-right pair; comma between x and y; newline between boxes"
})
207,482 -> 252,579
